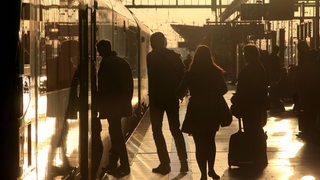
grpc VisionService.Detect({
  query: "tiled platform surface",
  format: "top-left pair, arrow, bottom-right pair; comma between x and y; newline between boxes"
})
102,89 -> 320,180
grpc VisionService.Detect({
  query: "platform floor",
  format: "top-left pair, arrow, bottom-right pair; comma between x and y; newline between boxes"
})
101,89 -> 320,180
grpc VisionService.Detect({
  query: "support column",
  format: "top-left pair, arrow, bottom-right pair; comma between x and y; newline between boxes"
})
315,0 -> 319,49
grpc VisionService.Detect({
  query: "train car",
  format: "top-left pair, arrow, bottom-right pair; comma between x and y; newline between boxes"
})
18,0 -> 151,179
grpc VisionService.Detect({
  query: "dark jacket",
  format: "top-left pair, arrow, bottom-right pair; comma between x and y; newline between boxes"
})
232,62 -> 269,116
97,53 -> 133,118
178,67 -> 228,134
147,48 -> 185,102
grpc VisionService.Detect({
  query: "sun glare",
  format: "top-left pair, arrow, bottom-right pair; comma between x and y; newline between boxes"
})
301,176 -> 316,180
266,119 -> 304,158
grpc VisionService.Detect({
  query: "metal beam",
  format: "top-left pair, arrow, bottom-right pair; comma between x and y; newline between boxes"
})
125,4 -> 228,9
219,0 -> 248,22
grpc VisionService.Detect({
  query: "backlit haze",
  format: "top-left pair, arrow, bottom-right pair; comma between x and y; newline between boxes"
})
129,8 -> 215,48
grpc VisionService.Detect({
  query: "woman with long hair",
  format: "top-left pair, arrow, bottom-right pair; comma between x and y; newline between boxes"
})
178,45 -> 227,180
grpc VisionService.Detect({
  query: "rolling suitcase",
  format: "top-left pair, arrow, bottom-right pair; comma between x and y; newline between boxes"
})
228,118 -> 254,168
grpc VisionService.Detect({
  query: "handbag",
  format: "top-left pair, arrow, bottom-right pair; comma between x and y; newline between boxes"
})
218,96 -> 233,127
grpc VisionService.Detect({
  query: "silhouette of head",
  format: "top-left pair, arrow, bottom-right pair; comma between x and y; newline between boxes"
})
193,45 -> 212,63
60,40 -> 79,68
190,45 -> 224,73
150,32 -> 166,50
272,45 -> 280,54
243,44 -> 260,64
191,45 -> 213,71
97,39 -> 111,57
297,40 -> 309,53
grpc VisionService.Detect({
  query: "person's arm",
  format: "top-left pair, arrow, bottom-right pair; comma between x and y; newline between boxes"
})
216,70 -> 228,96
175,52 -> 186,81
176,72 -> 188,101
122,59 -> 134,101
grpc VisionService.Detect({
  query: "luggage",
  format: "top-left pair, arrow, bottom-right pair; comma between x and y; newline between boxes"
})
228,118 -> 254,168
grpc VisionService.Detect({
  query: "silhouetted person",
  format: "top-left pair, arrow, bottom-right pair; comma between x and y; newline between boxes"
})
177,45 -> 227,180
260,49 -> 270,75
231,44 -> 269,167
270,45 -> 282,68
183,53 -> 192,70
295,41 -> 319,143
97,39 -> 133,178
268,45 -> 285,113
147,32 -> 188,174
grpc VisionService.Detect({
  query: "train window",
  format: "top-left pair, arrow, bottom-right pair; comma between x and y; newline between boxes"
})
22,3 -> 30,20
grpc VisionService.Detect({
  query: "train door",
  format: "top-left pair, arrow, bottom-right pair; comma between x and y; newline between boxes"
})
19,0 -> 99,179
78,3 -> 96,179
18,0 -> 96,179
41,2 -> 84,178
79,3 -> 102,179
19,1 -> 46,179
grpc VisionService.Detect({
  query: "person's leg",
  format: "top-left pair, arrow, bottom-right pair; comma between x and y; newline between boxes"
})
109,116 -> 129,166
166,100 -> 188,172
303,107 -> 318,143
150,102 -> 170,174
106,117 -> 119,171
60,118 -> 72,169
107,116 -> 130,177
193,132 -> 207,180
47,117 -> 74,178
207,130 -> 220,179
91,117 -> 103,179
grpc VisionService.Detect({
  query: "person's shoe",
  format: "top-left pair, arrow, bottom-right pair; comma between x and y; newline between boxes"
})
113,165 -> 130,178
152,164 -> 171,175
208,170 -> 220,179
180,161 -> 188,173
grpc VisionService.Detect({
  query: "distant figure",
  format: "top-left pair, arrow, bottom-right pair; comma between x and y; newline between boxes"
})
268,45 -> 286,113
295,40 -> 319,143
183,53 -> 192,70
270,45 -> 281,67
97,39 -> 133,178
147,32 -> 188,175
231,44 -> 269,167
259,49 -> 271,77
177,45 -> 227,180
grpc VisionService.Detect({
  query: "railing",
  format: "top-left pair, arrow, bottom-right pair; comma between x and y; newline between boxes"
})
123,0 -> 228,9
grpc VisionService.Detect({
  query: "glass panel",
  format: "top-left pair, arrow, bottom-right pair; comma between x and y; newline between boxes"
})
19,0 -> 83,179
43,2 -> 81,179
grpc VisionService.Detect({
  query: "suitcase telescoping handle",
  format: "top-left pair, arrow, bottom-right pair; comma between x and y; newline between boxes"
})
237,118 -> 243,131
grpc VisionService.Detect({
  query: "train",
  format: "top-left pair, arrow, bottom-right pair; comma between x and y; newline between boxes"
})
18,0 -> 151,179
